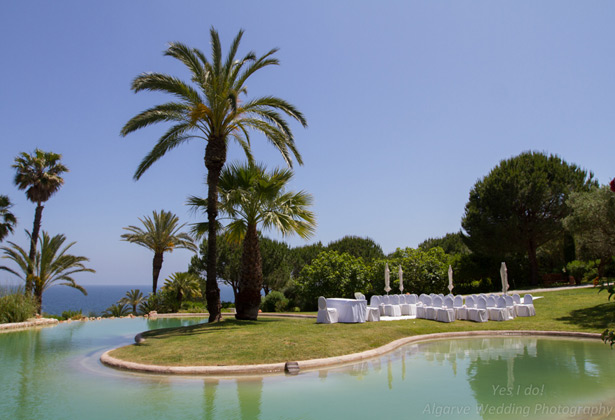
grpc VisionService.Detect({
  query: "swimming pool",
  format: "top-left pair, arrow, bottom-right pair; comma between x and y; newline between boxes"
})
1,318 -> 613,420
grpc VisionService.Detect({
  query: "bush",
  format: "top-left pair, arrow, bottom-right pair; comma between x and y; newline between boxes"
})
566,260 -> 587,284
60,309 -> 83,320
180,300 -> 206,313
261,291 -> 289,313
102,303 -> 131,317
0,292 -> 37,323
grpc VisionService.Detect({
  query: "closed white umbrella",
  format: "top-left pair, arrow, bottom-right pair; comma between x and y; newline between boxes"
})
384,263 -> 391,294
399,265 -> 404,293
448,265 -> 454,293
500,262 -> 509,295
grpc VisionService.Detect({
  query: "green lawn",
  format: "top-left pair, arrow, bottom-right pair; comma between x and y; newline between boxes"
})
109,287 -> 615,366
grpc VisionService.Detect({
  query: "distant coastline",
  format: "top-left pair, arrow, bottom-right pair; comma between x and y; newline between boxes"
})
41,284 -> 235,316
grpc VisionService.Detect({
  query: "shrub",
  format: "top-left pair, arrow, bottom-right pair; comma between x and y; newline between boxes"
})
60,309 -> 83,320
261,291 -> 288,313
566,260 -> 587,284
0,292 -> 37,323
180,300 -> 206,313
102,303 -> 131,317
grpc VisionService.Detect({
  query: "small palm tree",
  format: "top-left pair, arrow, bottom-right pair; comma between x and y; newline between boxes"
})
103,303 -> 131,318
119,289 -> 145,315
120,28 -> 307,322
188,162 -> 315,320
12,149 -> 68,294
0,231 -> 95,313
121,210 -> 197,295
162,272 -> 201,309
0,195 -> 17,242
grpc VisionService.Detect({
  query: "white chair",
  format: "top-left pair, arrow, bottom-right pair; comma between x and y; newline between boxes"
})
516,294 -> 536,317
437,296 -> 456,323
382,295 -> 401,317
468,296 -> 488,322
370,295 -> 385,316
457,295 -> 473,320
488,296 -> 509,321
453,295 -> 465,320
504,295 -> 516,319
316,296 -> 338,324
401,294 -> 417,318
362,294 -> 380,322
417,295 -> 432,319
427,296 -> 442,321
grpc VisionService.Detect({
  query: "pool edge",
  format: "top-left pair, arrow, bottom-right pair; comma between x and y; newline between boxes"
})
100,330 -> 602,377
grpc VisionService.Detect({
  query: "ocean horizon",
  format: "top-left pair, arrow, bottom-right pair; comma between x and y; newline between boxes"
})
39,283 -> 235,316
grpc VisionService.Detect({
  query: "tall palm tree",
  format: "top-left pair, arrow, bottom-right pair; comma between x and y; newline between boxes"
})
0,231 -> 95,313
12,149 -> 68,294
120,28 -> 307,322
162,272 -> 201,309
119,289 -> 145,315
0,195 -> 17,242
121,210 -> 197,295
189,162 -> 315,320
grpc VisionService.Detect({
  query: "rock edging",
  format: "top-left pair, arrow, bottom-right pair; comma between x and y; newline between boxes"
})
100,330 -> 601,377
0,318 -> 59,332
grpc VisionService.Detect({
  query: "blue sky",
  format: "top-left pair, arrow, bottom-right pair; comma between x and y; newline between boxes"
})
0,1 -> 613,287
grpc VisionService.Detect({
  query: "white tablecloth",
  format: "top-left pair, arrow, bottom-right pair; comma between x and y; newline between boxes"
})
326,298 -> 367,323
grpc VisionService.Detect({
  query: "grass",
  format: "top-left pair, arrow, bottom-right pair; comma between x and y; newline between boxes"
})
109,287 -> 615,366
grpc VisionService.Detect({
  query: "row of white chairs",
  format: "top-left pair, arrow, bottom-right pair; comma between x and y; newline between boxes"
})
366,293 -> 535,323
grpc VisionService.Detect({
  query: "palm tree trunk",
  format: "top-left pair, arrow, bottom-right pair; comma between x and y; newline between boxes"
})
34,285 -> 43,315
26,203 -> 44,295
205,138 -> 226,322
236,223 -> 262,320
152,252 -> 163,295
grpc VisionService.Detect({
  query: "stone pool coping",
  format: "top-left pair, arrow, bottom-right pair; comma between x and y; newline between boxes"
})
0,317 -> 58,332
100,330 -> 602,377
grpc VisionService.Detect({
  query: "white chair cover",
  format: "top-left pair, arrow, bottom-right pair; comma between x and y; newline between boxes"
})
504,295 -> 516,319
516,294 -> 536,317
437,296 -> 455,323
468,296 -> 488,322
417,295 -> 432,319
453,295 -> 466,320
354,292 -> 366,300
366,307 -> 380,322
427,296 -> 442,320
316,296 -> 338,324
369,295 -> 385,316
488,296 -> 509,321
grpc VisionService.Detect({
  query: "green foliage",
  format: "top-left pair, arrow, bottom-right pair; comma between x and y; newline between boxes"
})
599,281 -> 615,301
180,300 -> 206,313
119,289 -> 145,315
0,288 -> 37,323
189,235 -> 242,299
566,260 -> 587,282
60,309 -> 83,320
296,251 -> 368,310
418,232 -> 470,255
373,247 -> 450,295
260,291 -> 289,312
260,237 -> 292,294
326,236 -> 384,262
602,329 -> 614,348
162,272 -> 201,308
0,195 -> 17,242
564,186 -> 615,278
103,303 -> 131,317
462,151 -> 594,285
288,242 -> 326,279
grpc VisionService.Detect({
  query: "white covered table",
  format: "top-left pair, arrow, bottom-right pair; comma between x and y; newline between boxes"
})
326,298 -> 367,323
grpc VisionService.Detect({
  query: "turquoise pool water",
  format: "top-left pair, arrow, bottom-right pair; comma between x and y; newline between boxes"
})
1,319 -> 614,420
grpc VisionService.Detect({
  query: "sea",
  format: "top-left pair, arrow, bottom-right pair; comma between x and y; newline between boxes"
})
41,284 -> 235,316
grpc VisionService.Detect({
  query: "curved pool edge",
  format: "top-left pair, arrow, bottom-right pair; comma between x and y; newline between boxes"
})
100,330 -> 602,377
0,317 -> 59,333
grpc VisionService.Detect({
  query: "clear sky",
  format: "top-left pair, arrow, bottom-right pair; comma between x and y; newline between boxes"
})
0,1 -> 613,287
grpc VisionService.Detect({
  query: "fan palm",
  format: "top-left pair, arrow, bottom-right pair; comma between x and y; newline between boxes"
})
188,162 -> 315,320
121,210 -> 197,295
0,231 -> 95,313
0,195 -> 17,242
162,272 -> 201,309
119,289 -> 145,315
120,28 -> 307,322
12,149 -> 68,294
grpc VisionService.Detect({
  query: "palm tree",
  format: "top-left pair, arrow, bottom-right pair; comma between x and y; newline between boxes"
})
12,149 -> 68,294
162,272 -> 201,309
103,303 -> 131,318
0,195 -> 17,242
189,162 -> 315,320
0,231 -> 95,313
120,28 -> 307,322
119,289 -> 145,315
121,210 -> 197,295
